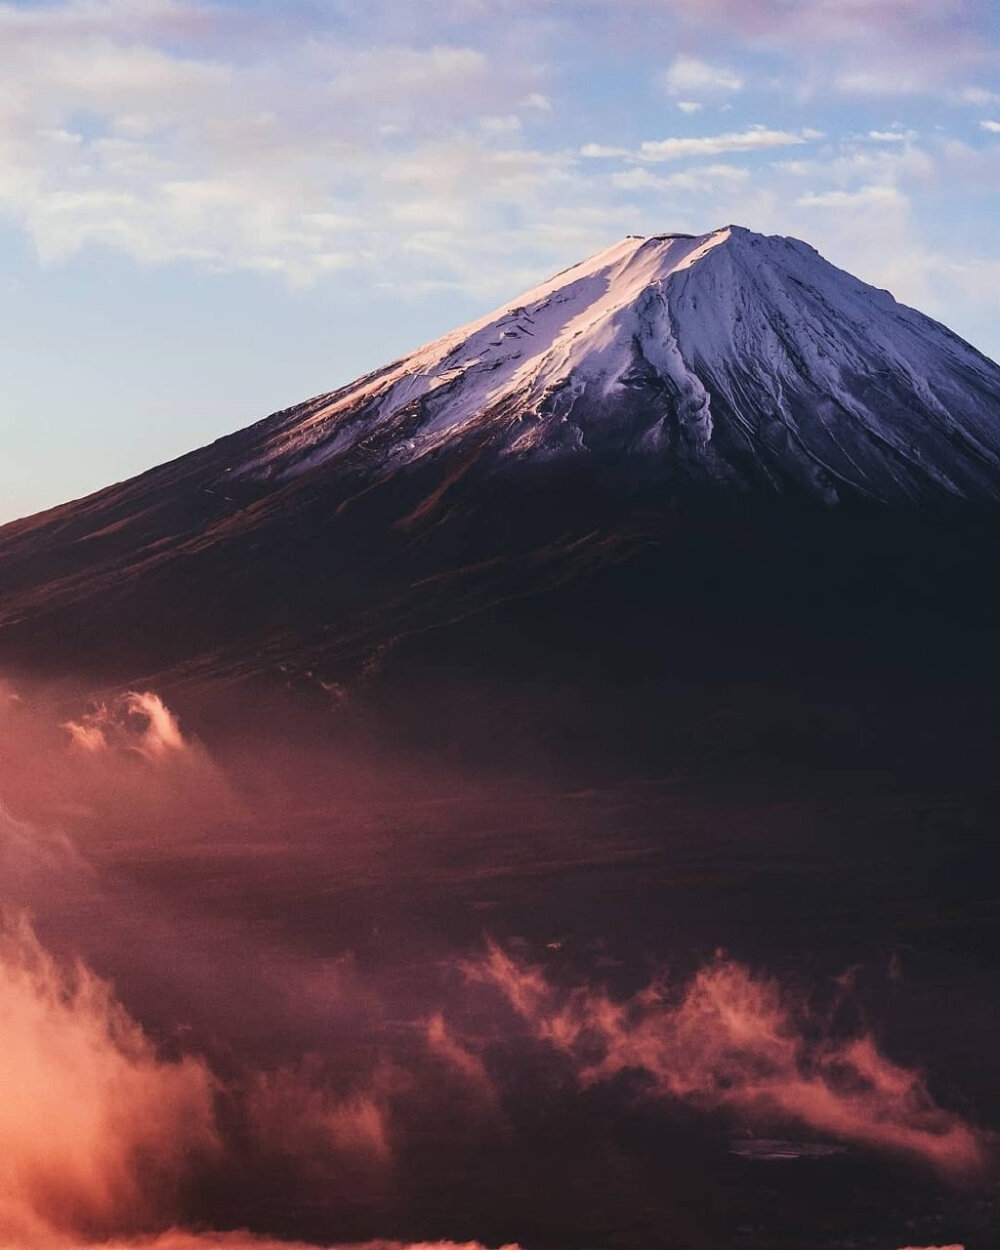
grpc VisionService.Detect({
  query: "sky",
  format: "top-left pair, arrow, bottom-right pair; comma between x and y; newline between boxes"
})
1,0 -> 999,523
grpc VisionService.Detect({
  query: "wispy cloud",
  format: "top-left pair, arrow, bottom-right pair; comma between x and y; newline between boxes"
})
957,85 -> 1000,107
0,0 -> 997,367
867,129 -> 915,143
652,0 -> 998,99
795,184 -> 910,210
581,126 -> 820,165
639,126 -> 821,161
611,164 -> 750,193
661,55 -> 744,98
465,942 -> 987,1175
0,0 -> 582,290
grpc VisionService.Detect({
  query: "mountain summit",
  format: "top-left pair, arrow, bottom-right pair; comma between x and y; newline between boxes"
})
2,225 -> 1000,690
238,225 -> 1000,506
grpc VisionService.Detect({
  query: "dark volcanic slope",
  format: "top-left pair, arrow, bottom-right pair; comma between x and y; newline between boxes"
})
1,226 -> 1000,693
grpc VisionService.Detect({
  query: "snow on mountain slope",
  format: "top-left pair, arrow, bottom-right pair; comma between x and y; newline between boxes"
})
233,225 -> 1000,506
2,224 -> 1000,687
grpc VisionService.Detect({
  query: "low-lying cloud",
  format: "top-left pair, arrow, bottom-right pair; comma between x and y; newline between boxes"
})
466,943 -> 987,1175
0,913 -> 520,1250
90,1239 -> 521,1250
64,691 -> 189,760
0,674 -> 990,1249
0,915 -> 218,1247
0,682 -> 235,846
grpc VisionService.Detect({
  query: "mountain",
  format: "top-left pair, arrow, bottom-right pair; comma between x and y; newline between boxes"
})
1,225 -> 1000,700
233,226 -> 1000,505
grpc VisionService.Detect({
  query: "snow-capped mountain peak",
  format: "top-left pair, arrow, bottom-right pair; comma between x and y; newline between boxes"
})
231,225 -> 1000,506
3,225 -> 1000,690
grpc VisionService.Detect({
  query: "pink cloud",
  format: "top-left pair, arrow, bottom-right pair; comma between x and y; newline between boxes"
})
0,916 -> 218,1247
10,1232 -> 521,1250
467,943 -> 987,1175
63,690 -> 193,761
0,915 -> 520,1250
245,1059 -> 393,1167
425,1012 -> 498,1109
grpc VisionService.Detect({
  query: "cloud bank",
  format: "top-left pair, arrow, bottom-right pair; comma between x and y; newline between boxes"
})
0,0 -> 996,332
0,677 -> 990,1249
0,913 -> 519,1250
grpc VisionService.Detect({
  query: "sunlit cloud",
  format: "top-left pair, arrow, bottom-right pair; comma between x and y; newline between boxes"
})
0,0 -> 565,290
654,0 -> 997,98
63,692 -> 192,760
0,915 -> 218,1246
0,0 -> 994,368
0,909 -> 514,1250
465,943 -> 988,1175
86,1238 -> 522,1250
895,1244 -> 965,1250
637,127 -> 821,162
0,670 -> 992,1248
581,126 -> 820,166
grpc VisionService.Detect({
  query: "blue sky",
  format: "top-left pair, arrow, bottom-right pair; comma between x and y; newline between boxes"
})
2,0 -> 999,521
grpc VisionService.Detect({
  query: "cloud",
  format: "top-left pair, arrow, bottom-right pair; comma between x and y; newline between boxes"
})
649,0 -> 998,99
638,126 -> 820,161
0,896 -> 512,1250
957,86 -> 1000,107
580,143 -> 630,159
8,1229 -> 521,1250
466,943 -> 987,1176
981,120 -> 1000,134
661,55 -> 743,98
0,915 -> 218,1246
479,114 -> 523,136
581,126 -> 819,167
0,673 -> 991,1247
0,0 -> 996,342
64,691 -> 190,760
89,1239 -> 521,1250
0,0 -> 571,289
0,680 -> 236,860
425,1012 -> 498,1108
245,1060 -> 393,1168
835,67 -> 946,97
0,678 -> 536,1250
795,184 -> 910,210
867,129 -> 914,143
611,163 -> 750,193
